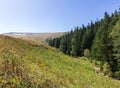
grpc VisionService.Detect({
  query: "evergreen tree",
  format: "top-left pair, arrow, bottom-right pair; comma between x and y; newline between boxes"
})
110,27 -> 120,78
48,39 -> 54,47
48,8 -> 120,78
71,27 -> 81,56
66,32 -> 72,55
91,12 -> 111,61
54,38 -> 60,48
59,35 -> 67,54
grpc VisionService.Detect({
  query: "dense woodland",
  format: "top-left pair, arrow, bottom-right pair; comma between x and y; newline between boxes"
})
49,9 -> 120,79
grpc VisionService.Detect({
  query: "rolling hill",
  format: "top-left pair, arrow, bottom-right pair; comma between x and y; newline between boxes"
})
3,32 -> 64,44
0,35 -> 120,88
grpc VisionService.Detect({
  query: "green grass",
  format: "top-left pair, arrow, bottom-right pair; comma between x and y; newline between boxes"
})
0,35 -> 120,88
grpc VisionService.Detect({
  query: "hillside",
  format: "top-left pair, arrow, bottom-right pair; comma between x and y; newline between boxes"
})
0,35 -> 120,88
3,32 -> 64,44
49,10 -> 120,79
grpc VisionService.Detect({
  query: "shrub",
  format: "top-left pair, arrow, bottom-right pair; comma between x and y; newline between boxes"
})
84,49 -> 90,58
0,49 -> 35,87
114,71 -> 120,79
102,62 -> 113,77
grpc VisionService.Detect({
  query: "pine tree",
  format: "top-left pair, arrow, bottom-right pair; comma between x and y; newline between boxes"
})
48,9 -> 120,78
91,12 -> 111,61
66,32 -> 72,55
110,28 -> 120,78
71,28 -> 78,56
54,38 -> 60,48
59,35 -> 67,54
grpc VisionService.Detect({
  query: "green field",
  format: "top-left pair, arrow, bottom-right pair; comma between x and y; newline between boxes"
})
0,35 -> 120,88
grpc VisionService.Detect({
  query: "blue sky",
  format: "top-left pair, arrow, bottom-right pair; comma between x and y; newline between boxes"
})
0,0 -> 120,33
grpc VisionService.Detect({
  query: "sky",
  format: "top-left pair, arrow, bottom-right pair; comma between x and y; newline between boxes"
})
0,0 -> 120,33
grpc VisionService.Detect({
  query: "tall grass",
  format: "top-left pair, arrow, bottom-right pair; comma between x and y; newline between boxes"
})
0,35 -> 120,88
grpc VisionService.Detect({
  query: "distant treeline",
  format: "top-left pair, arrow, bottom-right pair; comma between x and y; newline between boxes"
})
48,9 -> 120,78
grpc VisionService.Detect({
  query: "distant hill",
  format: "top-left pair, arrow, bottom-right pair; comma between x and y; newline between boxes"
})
0,35 -> 120,88
3,32 -> 64,44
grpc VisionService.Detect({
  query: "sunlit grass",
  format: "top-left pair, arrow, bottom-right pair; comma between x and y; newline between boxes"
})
0,35 -> 120,88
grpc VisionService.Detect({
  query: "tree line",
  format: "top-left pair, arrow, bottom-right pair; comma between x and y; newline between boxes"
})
48,9 -> 120,79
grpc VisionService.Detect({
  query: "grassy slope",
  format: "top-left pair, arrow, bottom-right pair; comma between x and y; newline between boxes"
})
0,35 -> 120,88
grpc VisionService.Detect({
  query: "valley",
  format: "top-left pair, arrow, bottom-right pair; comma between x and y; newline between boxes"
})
0,35 -> 119,88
